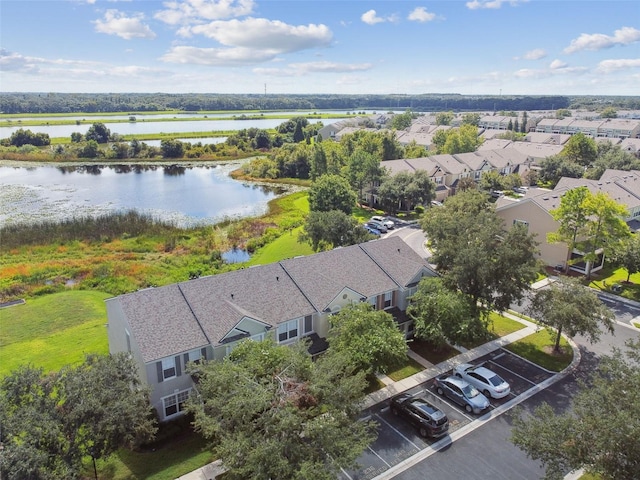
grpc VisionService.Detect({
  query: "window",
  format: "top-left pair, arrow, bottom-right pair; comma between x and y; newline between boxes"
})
513,219 -> 529,231
162,389 -> 191,419
185,349 -> 202,365
369,297 -> 377,309
161,357 -> 176,380
303,315 -> 313,335
384,291 -> 393,308
277,319 -> 298,343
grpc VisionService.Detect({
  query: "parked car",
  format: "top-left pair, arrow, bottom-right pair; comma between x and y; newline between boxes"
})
453,363 -> 511,399
371,215 -> 394,230
364,225 -> 381,235
389,392 -> 449,438
434,375 -> 490,414
490,190 -> 505,198
367,220 -> 388,233
513,186 -> 528,195
430,200 -> 443,207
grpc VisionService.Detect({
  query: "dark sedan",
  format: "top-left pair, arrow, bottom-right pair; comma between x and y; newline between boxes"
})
389,392 -> 449,438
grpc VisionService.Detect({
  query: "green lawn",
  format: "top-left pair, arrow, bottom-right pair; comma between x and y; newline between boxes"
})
409,339 -> 460,365
588,266 -> 640,302
246,226 -> 313,265
460,312 -> 527,349
386,356 -> 425,382
505,329 -> 573,372
92,431 -> 214,480
0,290 -> 110,375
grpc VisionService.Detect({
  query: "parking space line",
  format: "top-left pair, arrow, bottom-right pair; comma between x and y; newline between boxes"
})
488,359 -> 537,386
340,467 -> 354,480
367,445 -> 392,468
374,414 -> 421,450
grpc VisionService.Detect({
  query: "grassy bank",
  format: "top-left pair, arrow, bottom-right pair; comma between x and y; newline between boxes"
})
0,290 -> 110,375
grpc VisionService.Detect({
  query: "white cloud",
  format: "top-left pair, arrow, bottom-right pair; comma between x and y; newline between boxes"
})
564,26 -> 640,54
161,45 -> 277,65
361,10 -> 385,25
466,0 -> 526,10
179,17 -> 332,53
408,7 -> 436,23
596,58 -> 640,73
549,59 -> 567,69
93,10 -> 156,40
520,48 -> 547,60
154,0 -> 255,25
253,61 -> 373,77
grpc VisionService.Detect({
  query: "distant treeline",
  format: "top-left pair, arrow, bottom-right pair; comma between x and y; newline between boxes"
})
0,92 -> 607,115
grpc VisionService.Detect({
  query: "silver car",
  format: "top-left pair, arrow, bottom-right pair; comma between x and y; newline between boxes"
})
434,375 -> 490,414
454,363 -> 511,399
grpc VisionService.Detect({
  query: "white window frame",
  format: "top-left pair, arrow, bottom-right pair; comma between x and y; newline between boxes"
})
187,349 -> 202,364
161,357 -> 177,380
303,315 -> 313,335
162,389 -> 191,419
277,319 -> 299,343
384,291 -> 393,309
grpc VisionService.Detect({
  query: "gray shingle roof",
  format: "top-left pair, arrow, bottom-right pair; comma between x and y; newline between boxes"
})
111,237 -> 431,364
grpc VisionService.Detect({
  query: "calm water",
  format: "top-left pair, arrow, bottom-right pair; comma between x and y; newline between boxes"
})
0,163 -> 288,227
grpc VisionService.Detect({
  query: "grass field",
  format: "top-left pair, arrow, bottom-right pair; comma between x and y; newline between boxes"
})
0,290 -> 110,375
505,329 -> 573,372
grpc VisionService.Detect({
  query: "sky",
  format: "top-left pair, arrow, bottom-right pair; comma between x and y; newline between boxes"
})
1,0 -> 639,96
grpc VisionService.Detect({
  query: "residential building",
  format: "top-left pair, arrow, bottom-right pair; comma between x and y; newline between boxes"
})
107,236 -> 436,421
495,170 -> 640,273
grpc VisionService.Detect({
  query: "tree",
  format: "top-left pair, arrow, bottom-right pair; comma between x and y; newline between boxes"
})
461,112 -> 481,126
78,139 -> 100,158
377,170 -> 435,213
160,138 -> 185,158
520,111 -> 528,133
308,174 -> 357,214
186,339 -> 376,480
407,277 -> 478,349
435,111 -> 455,126
85,122 -> 111,143
479,170 -> 505,192
561,132 -> 597,167
7,128 -> 50,147
538,155 -> 584,186
343,149 -> 383,203
579,191 -> 631,278
390,110 -> 413,130
511,339 -> 640,480
421,189 -> 539,322
327,303 -> 407,374
548,186 -> 591,273
549,187 -> 631,276
293,121 -> 305,143
528,277 -> 614,352
0,354 -> 156,480
70,132 -> 83,143
301,210 -> 370,251
600,106 -> 618,118
613,234 -> 640,282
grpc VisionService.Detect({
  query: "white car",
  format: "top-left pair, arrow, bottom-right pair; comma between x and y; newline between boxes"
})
453,363 -> 510,399
371,216 -> 394,230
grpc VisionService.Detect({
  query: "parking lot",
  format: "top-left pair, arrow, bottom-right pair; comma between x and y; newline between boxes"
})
339,348 -> 555,480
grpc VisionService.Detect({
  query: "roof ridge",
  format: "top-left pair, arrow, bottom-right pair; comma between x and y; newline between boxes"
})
176,282 -> 212,346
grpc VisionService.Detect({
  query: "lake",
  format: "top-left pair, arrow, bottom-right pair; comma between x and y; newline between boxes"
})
0,162 -> 292,228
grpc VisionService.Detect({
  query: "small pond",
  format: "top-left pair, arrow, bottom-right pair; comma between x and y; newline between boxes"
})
1,162 -> 291,228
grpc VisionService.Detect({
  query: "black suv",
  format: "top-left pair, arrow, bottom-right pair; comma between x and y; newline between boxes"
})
389,393 -> 449,438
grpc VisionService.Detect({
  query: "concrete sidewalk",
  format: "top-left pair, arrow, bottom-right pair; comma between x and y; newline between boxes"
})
177,313 -> 542,479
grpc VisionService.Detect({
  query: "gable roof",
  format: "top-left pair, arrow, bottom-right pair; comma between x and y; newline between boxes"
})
110,237 -> 433,364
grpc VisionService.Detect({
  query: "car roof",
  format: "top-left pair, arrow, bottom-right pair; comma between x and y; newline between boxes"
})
443,375 -> 470,389
467,365 -> 499,379
409,398 -> 445,418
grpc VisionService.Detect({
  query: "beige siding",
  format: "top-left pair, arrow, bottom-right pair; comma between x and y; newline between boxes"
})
497,201 -> 568,267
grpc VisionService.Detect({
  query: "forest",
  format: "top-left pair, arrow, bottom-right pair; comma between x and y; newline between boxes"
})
3,92 -> 630,115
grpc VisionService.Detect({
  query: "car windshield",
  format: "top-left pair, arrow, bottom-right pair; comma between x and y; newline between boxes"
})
488,374 -> 505,386
462,384 -> 479,398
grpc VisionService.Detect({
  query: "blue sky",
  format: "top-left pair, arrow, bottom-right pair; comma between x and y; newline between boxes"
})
1,0 -> 639,95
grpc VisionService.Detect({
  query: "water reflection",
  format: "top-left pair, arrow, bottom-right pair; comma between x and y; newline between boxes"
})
222,248 -> 251,264
1,163 -> 287,227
